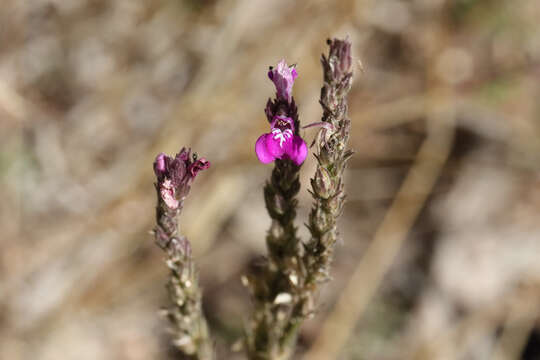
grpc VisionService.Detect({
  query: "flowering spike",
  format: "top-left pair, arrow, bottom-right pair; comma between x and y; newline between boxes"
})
303,37 -> 354,323
248,57 -> 307,359
153,149 -> 210,210
152,148 -> 214,359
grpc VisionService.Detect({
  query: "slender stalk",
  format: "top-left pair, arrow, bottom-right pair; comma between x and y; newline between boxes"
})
246,158 -> 304,360
245,38 -> 354,360
246,61 -> 307,358
302,38 -> 354,290
260,37 -> 354,359
153,149 -> 214,360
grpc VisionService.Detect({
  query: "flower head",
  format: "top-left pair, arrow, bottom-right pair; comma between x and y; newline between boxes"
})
268,59 -> 298,103
153,148 -> 210,209
255,115 -> 307,165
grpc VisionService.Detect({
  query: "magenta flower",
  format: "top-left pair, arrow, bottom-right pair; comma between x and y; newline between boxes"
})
153,148 -> 210,209
255,115 -> 307,165
268,59 -> 298,103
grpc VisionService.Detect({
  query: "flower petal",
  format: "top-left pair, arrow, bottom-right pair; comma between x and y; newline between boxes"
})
153,152 -> 168,177
160,179 -> 179,209
255,134 -> 276,163
285,135 -> 308,165
265,133 -> 286,158
291,67 -> 298,80
189,158 -> 210,177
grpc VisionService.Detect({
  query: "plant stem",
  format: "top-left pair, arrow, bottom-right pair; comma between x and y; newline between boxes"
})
303,38 -> 354,291
153,152 -> 214,360
245,38 -> 354,360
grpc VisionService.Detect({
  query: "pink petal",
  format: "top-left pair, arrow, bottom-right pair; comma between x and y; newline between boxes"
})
160,180 -> 179,209
276,59 -> 288,73
255,134 -> 276,163
153,152 -> 168,176
285,135 -> 308,165
265,133 -> 286,158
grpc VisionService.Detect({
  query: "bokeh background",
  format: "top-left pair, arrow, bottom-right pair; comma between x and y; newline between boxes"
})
2,0 -> 540,359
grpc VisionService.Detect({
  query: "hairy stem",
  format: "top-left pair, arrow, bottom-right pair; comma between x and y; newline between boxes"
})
154,185 -> 214,360
246,38 -> 354,360
302,37 -> 354,314
246,158 -> 304,360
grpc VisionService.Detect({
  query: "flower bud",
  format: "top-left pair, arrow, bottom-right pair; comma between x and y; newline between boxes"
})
189,158 -> 210,178
311,166 -> 334,199
328,38 -> 352,78
268,59 -> 298,103
153,148 -> 210,209
154,152 -> 167,176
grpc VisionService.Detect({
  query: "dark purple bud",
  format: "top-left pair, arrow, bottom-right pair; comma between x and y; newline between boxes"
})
153,148 -> 210,209
176,147 -> 191,162
189,158 -> 210,178
168,158 -> 188,188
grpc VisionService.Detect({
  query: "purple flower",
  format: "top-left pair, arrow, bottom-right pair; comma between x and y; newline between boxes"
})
268,59 -> 298,103
153,148 -> 210,209
255,115 -> 307,165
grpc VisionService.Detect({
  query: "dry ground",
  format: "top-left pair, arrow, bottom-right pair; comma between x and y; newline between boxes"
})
1,0 -> 540,359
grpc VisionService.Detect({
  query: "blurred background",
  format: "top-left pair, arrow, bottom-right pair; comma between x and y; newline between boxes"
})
1,0 -> 540,359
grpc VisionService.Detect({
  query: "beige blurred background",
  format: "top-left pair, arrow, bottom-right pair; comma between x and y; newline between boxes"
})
1,0 -> 540,359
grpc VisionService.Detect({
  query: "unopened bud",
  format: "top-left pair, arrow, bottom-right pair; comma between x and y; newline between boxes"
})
329,38 -> 352,77
188,158 -> 210,178
311,166 -> 334,199
154,152 -> 168,177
